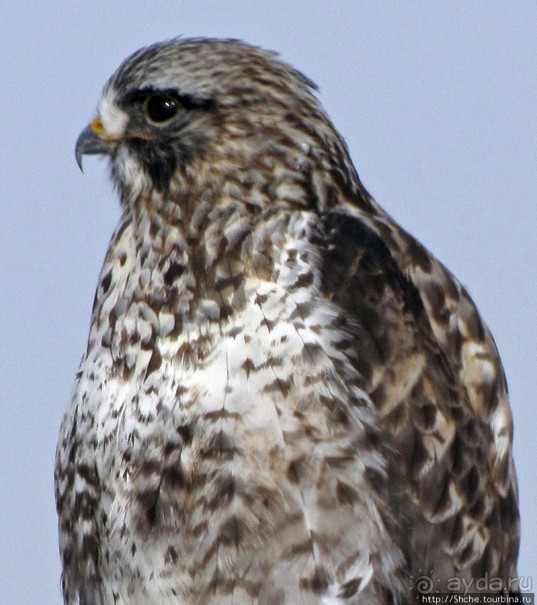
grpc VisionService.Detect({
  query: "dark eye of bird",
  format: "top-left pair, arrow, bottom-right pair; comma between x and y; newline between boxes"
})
145,94 -> 179,123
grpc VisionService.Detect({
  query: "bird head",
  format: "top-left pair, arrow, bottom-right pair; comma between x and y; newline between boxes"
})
75,37 -> 361,212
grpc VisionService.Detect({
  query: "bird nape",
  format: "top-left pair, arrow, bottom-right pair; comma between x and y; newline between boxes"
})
56,37 -> 519,605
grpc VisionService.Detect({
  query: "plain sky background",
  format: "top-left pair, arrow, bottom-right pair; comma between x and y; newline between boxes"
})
1,2 -> 535,603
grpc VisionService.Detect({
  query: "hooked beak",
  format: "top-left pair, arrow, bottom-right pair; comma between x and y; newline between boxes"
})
75,118 -> 118,172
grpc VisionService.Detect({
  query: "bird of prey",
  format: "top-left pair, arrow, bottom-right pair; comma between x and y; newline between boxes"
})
55,38 -> 519,605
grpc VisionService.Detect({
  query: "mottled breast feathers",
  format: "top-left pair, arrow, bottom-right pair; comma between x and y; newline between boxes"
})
56,37 -> 519,605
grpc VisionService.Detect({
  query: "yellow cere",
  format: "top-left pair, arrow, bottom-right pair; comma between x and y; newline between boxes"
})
91,118 -> 106,137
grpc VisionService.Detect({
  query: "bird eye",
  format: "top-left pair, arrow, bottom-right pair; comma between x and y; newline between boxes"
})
145,94 -> 179,123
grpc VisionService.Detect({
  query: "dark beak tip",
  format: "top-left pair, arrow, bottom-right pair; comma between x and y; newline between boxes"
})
75,149 -> 84,173
75,122 -> 109,171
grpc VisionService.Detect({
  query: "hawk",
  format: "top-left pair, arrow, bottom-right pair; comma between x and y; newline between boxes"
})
55,38 -> 519,605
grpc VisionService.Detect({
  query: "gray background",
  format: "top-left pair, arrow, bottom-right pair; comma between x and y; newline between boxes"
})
1,2 -> 535,602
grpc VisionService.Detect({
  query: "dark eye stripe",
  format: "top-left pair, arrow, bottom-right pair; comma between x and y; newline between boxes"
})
121,87 -> 216,112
